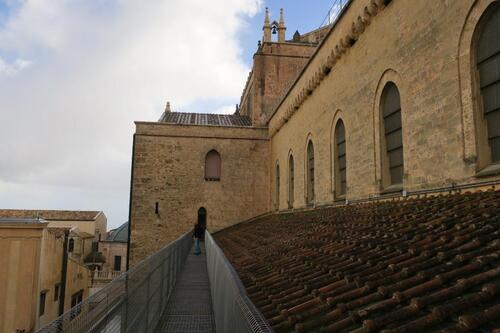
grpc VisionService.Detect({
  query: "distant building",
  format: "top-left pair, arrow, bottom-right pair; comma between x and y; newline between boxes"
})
0,218 -> 90,333
90,222 -> 128,294
0,210 -> 108,331
0,209 -> 107,243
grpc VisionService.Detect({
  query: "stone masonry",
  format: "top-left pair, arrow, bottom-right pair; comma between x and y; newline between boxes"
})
129,0 -> 500,264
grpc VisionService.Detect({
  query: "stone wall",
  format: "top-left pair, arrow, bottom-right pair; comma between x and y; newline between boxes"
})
0,223 -> 43,333
99,241 -> 127,271
130,0 -> 500,263
38,229 -> 64,328
269,0 -> 500,210
64,258 -> 90,311
129,123 -> 270,265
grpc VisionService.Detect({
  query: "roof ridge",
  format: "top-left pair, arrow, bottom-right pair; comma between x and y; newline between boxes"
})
160,111 -> 252,127
168,111 -> 250,117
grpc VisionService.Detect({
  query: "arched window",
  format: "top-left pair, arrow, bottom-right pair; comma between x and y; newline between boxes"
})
68,238 -> 74,253
381,82 -> 404,187
205,150 -> 221,181
306,140 -> 315,204
288,154 -> 294,208
275,164 -> 280,210
334,120 -> 347,197
477,4 -> 500,164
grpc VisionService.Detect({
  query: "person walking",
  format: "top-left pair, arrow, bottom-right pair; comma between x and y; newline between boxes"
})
193,223 -> 205,255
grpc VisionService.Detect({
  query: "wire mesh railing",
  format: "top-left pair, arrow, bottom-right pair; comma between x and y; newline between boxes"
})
35,231 -> 193,333
205,231 -> 274,333
319,0 -> 351,28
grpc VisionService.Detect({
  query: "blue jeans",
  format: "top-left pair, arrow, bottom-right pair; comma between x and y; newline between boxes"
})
194,238 -> 201,255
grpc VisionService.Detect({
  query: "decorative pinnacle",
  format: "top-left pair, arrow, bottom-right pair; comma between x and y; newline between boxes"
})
264,7 -> 270,25
165,101 -> 171,113
279,8 -> 285,26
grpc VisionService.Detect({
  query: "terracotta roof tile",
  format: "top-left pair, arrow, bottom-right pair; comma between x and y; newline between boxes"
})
0,209 -> 101,221
215,190 -> 500,332
159,111 -> 252,127
47,227 -> 70,237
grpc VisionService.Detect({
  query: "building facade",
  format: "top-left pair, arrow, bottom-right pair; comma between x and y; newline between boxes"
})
0,219 -> 90,333
90,222 -> 128,293
129,0 -> 500,264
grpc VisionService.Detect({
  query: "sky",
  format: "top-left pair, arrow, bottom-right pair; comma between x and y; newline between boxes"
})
0,0 -> 335,229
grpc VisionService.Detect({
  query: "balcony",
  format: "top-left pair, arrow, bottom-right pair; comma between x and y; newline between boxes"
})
92,270 -> 122,282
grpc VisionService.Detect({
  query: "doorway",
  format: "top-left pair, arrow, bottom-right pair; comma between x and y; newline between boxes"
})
197,207 -> 207,229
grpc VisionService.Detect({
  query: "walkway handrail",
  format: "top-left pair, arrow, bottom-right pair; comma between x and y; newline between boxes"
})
205,231 -> 274,333
319,0 -> 351,29
35,231 -> 193,333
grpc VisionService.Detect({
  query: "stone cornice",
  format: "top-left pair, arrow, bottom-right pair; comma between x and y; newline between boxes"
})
268,0 -> 390,137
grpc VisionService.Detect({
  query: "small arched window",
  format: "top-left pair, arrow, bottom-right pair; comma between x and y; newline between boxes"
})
381,82 -> 404,187
477,4 -> 500,164
288,154 -> 294,208
275,164 -> 280,210
68,238 -> 74,253
205,150 -> 221,181
306,140 -> 315,204
334,120 -> 347,197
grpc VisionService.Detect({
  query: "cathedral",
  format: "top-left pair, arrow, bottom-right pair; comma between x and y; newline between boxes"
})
128,0 -> 500,266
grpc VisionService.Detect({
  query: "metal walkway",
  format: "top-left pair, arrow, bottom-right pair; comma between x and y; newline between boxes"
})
155,242 -> 216,333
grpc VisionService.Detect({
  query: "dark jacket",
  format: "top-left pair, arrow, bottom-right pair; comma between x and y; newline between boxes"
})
193,224 -> 205,239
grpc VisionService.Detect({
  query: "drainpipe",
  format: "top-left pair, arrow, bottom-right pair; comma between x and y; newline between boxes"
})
59,230 -> 69,315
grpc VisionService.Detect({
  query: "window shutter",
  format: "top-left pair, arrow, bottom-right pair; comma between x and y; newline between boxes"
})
478,6 -> 500,162
289,155 -> 294,207
382,82 -> 404,185
307,141 -> 315,203
335,120 -> 347,196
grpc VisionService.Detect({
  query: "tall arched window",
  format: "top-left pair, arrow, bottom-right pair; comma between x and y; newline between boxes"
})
205,150 -> 221,181
68,238 -> 74,252
334,120 -> 347,197
381,82 -> 404,187
288,154 -> 294,208
275,163 -> 280,210
477,4 -> 500,164
306,140 -> 315,204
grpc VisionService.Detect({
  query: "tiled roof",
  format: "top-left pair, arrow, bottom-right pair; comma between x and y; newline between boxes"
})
48,227 -> 70,237
159,112 -> 252,127
215,190 -> 500,332
0,217 -> 45,224
0,209 -> 101,221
